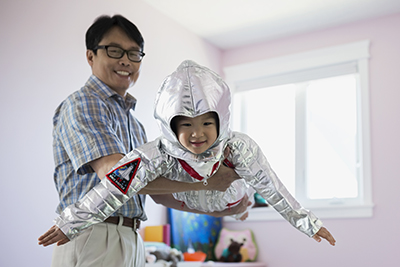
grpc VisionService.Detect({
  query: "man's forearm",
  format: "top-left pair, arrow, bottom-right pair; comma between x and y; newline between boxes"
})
89,153 -> 125,180
150,194 -> 229,217
138,177 -> 205,195
139,164 -> 240,195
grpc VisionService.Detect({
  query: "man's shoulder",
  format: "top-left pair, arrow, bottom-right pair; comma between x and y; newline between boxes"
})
63,76 -> 110,102
60,84 -> 105,108
54,83 -> 109,122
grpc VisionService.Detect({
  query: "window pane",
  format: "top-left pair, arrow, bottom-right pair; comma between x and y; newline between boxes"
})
232,84 -> 296,195
305,74 -> 359,199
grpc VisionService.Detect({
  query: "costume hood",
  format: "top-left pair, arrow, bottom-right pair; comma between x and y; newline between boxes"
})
154,60 -> 232,162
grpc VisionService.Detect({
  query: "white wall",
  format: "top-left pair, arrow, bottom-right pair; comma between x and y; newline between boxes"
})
0,0 -> 221,266
222,13 -> 400,267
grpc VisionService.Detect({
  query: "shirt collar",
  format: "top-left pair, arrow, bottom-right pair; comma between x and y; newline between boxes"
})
86,75 -> 137,111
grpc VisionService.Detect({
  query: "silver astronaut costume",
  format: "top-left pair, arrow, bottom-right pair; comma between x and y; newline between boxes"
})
55,60 -> 323,240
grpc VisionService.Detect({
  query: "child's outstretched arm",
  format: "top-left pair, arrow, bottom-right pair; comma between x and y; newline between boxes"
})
39,141 -> 243,246
229,132 -> 337,242
38,225 -> 69,247
312,226 -> 336,246
38,177 -> 248,247
40,147 -> 156,243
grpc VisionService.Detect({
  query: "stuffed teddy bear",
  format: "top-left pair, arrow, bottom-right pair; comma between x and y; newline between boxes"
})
219,238 -> 245,262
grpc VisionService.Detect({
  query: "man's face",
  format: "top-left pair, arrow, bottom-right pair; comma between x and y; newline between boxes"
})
87,26 -> 142,96
174,113 -> 218,154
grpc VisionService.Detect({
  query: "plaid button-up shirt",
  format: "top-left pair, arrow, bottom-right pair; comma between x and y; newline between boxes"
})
53,75 -> 147,220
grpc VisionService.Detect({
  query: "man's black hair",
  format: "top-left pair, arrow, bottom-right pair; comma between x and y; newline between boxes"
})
85,14 -> 144,53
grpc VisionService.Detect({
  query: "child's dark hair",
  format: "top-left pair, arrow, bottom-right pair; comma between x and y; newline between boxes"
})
85,14 -> 144,53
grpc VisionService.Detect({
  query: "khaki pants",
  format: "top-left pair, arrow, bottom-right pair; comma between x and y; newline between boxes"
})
51,219 -> 145,267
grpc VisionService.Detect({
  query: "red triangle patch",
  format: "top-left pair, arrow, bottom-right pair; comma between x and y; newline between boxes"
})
106,158 -> 141,194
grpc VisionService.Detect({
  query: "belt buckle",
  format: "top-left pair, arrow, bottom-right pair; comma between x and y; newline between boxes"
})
133,219 -> 141,231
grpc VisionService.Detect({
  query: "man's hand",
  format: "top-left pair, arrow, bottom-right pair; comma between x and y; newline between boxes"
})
312,226 -> 336,246
206,163 -> 241,191
213,194 -> 252,218
206,146 -> 240,192
38,225 -> 70,247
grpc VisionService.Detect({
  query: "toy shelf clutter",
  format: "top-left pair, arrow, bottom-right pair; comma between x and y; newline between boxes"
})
142,224 -> 266,267
146,262 -> 267,267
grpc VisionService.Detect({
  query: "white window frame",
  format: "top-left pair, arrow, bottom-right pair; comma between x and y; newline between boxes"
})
224,40 -> 374,221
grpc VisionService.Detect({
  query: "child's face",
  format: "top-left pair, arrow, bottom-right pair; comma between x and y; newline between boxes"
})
174,113 -> 218,154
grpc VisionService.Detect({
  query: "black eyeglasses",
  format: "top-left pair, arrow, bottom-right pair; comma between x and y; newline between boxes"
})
94,45 -> 145,62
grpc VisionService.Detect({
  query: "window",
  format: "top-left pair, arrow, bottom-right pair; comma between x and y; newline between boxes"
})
224,41 -> 373,221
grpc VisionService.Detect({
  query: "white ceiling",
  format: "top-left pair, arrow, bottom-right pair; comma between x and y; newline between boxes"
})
143,0 -> 400,49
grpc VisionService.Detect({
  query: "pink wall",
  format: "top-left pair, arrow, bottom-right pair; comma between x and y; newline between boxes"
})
222,13 -> 400,267
2,0 -> 399,265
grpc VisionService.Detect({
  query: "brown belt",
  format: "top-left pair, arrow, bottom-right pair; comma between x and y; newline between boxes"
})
104,216 -> 141,231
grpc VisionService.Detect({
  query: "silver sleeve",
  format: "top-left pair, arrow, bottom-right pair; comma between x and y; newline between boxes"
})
55,141 -> 164,240
230,132 -> 323,237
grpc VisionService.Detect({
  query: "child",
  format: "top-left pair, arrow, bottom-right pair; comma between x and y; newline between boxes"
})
39,60 -> 335,247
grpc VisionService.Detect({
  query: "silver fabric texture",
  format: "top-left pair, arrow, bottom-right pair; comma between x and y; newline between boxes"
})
54,153 -> 149,240
154,60 -> 232,183
55,60 -> 322,240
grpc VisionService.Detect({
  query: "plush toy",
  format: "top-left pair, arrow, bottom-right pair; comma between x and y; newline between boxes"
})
219,238 -> 245,262
145,242 -> 183,267
214,228 -> 258,262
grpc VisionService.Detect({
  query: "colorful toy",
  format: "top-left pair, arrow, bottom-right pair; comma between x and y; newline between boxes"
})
214,228 -> 258,262
219,238 -> 245,262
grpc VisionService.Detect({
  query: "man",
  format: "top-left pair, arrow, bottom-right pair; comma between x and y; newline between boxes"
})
47,15 -> 244,267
